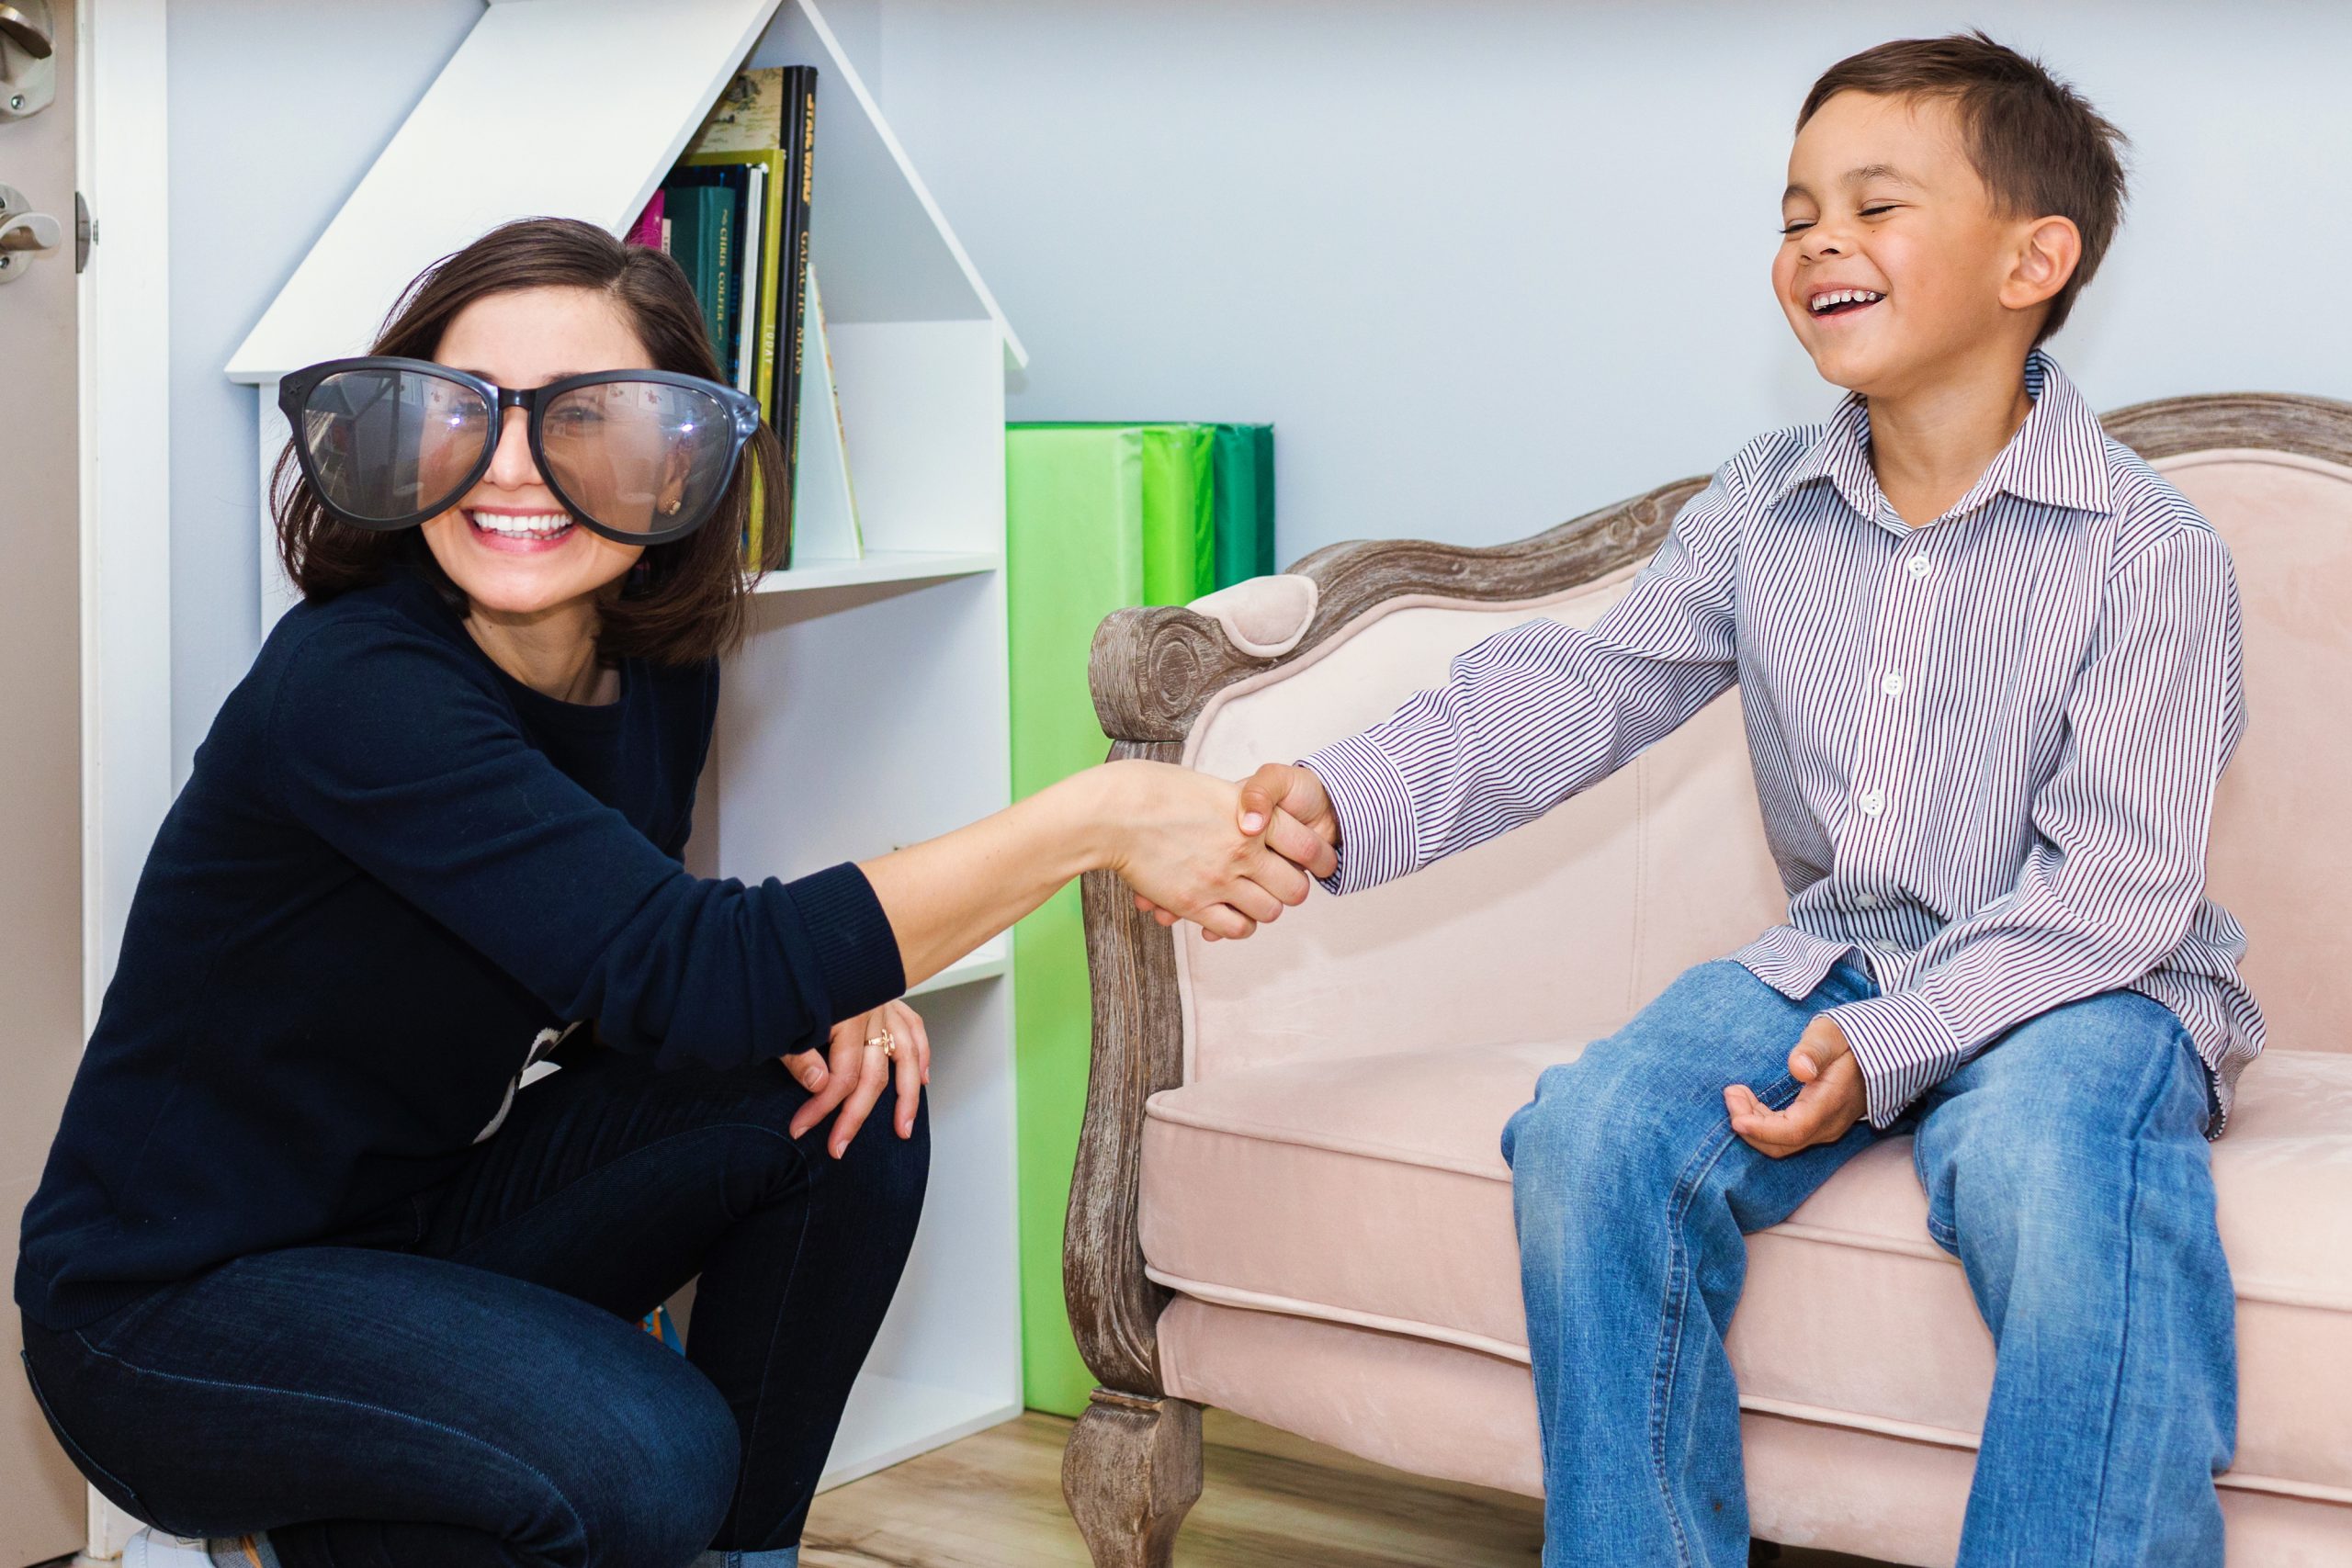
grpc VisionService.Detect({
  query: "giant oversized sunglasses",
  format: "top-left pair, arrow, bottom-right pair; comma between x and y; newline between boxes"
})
278,357 -> 763,546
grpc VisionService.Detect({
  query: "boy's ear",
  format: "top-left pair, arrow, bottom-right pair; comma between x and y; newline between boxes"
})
2003,214 -> 2084,317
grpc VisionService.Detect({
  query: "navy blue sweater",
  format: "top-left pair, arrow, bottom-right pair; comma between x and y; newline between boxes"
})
17,573 -> 903,1330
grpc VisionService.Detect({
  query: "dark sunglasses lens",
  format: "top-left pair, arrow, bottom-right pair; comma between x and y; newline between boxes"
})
299,367 -> 492,526
540,381 -> 740,536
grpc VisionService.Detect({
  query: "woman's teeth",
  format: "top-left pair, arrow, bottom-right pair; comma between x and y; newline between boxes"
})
469,511 -> 573,539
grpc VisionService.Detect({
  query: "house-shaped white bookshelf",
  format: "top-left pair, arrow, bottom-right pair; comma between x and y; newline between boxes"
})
226,0 -> 1024,1491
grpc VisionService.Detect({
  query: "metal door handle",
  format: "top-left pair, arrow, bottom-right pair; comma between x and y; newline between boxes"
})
0,0 -> 52,119
0,183 -> 60,283
0,1 -> 53,61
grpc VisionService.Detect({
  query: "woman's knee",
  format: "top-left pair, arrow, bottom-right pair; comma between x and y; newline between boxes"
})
830,1092 -> 931,1233
551,1350 -> 740,1568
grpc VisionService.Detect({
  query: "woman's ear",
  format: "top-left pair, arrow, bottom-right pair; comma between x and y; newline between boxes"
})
2004,214 -> 2083,315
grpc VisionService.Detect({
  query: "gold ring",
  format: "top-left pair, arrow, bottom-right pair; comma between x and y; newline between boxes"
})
866,1029 -> 896,1058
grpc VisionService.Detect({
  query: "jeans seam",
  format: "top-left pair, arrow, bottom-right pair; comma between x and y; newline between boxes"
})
68,1329 -> 589,1549
1648,1072 -> 1795,1567
2080,1025 -> 2182,1566
718,1130 -> 816,1545
20,1347 -> 149,1517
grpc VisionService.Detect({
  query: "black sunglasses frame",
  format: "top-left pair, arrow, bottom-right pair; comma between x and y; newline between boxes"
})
277,356 -> 765,547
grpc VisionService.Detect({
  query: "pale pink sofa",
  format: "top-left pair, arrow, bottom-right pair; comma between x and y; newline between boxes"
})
1057,393 -> 2352,1567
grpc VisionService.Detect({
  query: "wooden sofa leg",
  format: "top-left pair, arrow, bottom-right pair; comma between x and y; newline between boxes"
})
1062,1388 -> 1204,1568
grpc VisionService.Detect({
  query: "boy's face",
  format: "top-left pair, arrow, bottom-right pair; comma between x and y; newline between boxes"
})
1774,91 -> 2044,398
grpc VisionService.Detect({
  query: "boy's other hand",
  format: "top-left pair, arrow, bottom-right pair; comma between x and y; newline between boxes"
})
1133,762 -> 1340,939
1724,1015 -> 1865,1157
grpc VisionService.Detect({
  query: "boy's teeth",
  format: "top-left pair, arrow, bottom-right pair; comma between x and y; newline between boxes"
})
471,511 -> 573,538
1811,288 -> 1885,314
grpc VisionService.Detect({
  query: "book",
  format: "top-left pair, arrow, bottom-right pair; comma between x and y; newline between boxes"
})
662,182 -> 737,378
687,63 -> 786,152
673,65 -> 818,570
622,189 -> 664,250
1210,424 -> 1276,589
733,164 -> 765,395
772,68 -> 820,561
788,265 -> 863,562
660,168 -> 745,379
674,150 -> 785,415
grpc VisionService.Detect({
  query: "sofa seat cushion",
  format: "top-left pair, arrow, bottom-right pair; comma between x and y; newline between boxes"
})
1138,1044 -> 2352,1499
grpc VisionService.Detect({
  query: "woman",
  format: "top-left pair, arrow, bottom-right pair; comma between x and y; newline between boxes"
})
15,218 -> 1328,1568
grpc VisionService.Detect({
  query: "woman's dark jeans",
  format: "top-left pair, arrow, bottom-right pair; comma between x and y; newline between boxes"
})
19,1045 -> 928,1568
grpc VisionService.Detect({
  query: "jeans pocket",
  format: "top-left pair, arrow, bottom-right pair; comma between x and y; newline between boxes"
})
18,1345 -> 151,1522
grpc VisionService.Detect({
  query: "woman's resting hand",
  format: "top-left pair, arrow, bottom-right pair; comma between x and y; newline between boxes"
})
784,998 -> 931,1157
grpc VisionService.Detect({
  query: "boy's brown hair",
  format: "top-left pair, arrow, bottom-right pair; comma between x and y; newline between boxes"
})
1799,31 -> 2129,341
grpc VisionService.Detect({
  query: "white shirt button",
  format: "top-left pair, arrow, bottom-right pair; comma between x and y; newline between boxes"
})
1881,671 -> 1905,697
1859,787 -> 1885,818
1856,892 -> 1880,909
1905,554 -> 1931,580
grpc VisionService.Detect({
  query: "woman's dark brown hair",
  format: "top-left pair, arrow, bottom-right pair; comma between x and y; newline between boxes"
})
273,216 -> 786,666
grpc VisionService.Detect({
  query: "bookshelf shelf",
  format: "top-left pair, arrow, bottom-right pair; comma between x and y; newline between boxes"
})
220,0 -> 1026,1512
752,548 -> 1001,595
907,936 -> 1011,998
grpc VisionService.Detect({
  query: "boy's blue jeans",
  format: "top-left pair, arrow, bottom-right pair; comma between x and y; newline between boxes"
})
1501,959 -> 2234,1568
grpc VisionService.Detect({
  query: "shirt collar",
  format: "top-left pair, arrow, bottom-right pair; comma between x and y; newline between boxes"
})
1773,350 -> 2114,530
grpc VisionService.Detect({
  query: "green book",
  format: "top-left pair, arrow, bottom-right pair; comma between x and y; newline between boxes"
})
1211,423 -> 1277,589
664,184 -> 736,372
1003,422 -> 1228,1417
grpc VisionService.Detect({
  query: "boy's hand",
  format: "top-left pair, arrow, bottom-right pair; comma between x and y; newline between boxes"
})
1724,1015 -> 1865,1157
1133,762 -> 1340,939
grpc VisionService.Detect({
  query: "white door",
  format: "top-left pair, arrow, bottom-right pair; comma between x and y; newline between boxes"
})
0,0 -> 93,1558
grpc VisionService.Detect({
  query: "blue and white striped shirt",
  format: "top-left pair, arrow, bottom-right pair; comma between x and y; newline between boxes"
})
1305,353 -> 2263,1135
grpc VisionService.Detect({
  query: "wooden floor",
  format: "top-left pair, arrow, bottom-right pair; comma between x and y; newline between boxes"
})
803,1410 -> 1889,1567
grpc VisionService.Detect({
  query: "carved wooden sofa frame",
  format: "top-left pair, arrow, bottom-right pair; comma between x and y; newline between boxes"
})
1055,392 -> 2352,1566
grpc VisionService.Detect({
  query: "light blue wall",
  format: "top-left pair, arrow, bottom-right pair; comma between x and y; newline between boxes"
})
873,0 -> 2352,563
165,0 -> 479,780
164,0 -> 2352,775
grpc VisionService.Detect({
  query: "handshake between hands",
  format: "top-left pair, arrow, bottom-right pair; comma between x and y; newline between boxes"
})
1120,759 -> 1869,1161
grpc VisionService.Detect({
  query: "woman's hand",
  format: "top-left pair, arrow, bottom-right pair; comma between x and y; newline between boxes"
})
1100,761 -> 1330,940
784,998 -> 932,1157
1133,761 -> 1340,937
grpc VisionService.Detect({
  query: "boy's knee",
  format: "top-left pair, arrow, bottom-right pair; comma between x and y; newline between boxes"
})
1504,1056 -> 1682,1195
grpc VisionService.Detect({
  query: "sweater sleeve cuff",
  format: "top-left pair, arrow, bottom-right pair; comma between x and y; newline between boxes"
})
1826,988 -> 1963,1131
1297,733 -> 1421,896
781,862 -> 906,1024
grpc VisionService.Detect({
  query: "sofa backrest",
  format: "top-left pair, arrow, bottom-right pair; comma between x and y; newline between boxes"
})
2159,449 -> 2352,1058
1175,446 -> 2352,1084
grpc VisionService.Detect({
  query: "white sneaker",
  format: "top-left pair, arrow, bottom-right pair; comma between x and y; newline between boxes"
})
121,1531 -> 214,1567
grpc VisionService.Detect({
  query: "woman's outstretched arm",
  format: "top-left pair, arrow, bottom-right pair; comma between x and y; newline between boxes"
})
861,756 -> 1338,990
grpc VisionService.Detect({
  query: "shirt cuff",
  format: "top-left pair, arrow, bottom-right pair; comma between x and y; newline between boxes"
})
1826,988 -> 1964,1131
1297,732 -> 1421,896
781,861 -> 907,1024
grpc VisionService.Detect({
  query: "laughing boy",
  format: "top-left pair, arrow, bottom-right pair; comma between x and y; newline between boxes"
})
1198,32 -> 2260,1567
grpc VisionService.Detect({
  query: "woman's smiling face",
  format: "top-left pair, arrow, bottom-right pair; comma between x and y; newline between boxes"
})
417,286 -> 654,617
